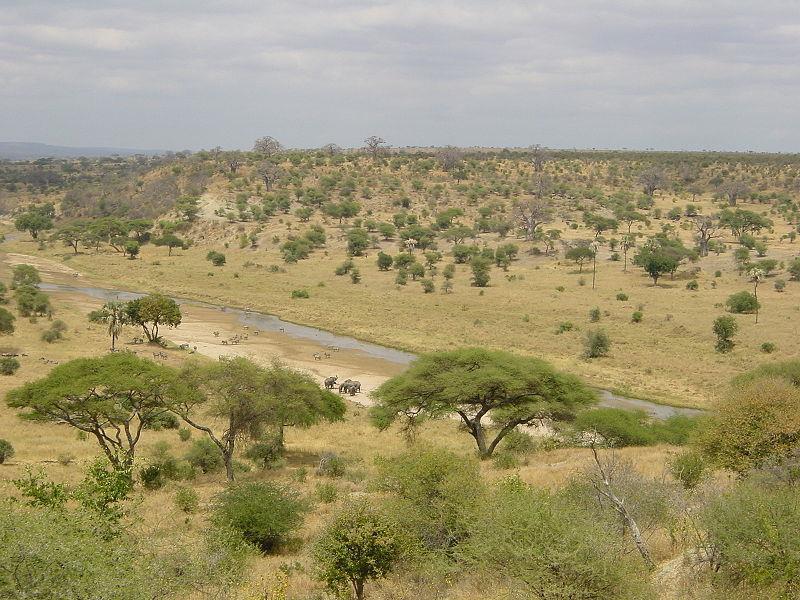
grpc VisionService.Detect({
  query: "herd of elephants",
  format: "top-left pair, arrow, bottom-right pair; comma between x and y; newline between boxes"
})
324,375 -> 362,395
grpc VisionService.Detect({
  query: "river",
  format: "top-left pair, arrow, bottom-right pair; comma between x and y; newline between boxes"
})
40,282 -> 703,420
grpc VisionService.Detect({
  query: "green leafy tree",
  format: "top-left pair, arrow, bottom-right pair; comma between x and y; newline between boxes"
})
124,240 -> 140,260
347,227 -> 370,256
314,501 -> 405,600
90,301 -> 129,350
376,251 -> 393,271
470,255 -> 491,287
0,307 -> 15,335
153,233 -> 188,255
15,206 -> 54,239
371,348 -> 596,458
6,353 -> 188,470
125,294 -> 181,343
565,245 -> 595,273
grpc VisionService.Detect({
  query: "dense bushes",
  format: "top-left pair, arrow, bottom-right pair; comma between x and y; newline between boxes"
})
571,408 -> 698,447
211,482 -> 306,552
0,357 -> 20,375
725,291 -> 759,313
0,439 -> 14,463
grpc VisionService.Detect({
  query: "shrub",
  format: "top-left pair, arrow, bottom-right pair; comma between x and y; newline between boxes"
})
174,487 -> 199,513
702,482 -> 800,595
714,270 -> 722,277
631,311 -> 643,323
206,251 -> 226,266
420,279 -> 435,293
139,464 -> 166,490
761,342 -> 777,354
713,315 -> 738,353
244,437 -> 283,468
349,267 -> 361,284
616,292 -> 628,301
583,329 -> 610,358
491,452 -> 519,469
555,321 -> 575,334
0,439 -> 14,464
291,289 -> 309,299
725,290 -> 759,314
313,500 -> 404,600
685,279 -> 699,290
57,452 -> 74,466
589,307 -> 601,322
143,412 -> 180,430
775,279 -> 786,292
317,452 -> 346,478
572,408 -> 655,447
212,482 -> 306,552
185,438 -> 224,474
501,430 -> 537,454
0,357 -> 20,375
669,450 -> 707,489
315,482 -> 338,504
178,427 -> 192,442
462,478 -> 653,600
0,307 -> 15,334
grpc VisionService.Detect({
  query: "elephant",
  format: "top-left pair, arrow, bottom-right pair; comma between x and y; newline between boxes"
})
338,379 -> 353,393
324,375 -> 338,389
339,380 -> 361,395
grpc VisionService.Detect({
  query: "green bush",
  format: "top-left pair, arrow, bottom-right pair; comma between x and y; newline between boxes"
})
685,279 -> 699,290
212,482 -> 306,552
589,307 -> 601,322
555,321 -> 575,334
139,464 -> 166,490
774,279 -> 786,292
291,289 -> 309,299
650,414 -> 699,445
178,427 -> 192,442
185,438 -> 224,474
143,412 -> 180,430
501,430 -> 537,454
616,292 -> 629,301
313,500 -> 404,600
0,357 -> 20,375
0,307 -> 15,334
725,291 -> 759,314
174,487 -> 199,513
669,450 -> 707,489
0,439 -> 14,464
702,482 -> 800,595
573,408 -> 655,446
315,482 -> 338,504
244,437 -> 283,468
760,342 -> 777,354
317,452 -> 346,478
631,311 -> 643,323
206,251 -> 226,266
491,452 -> 519,469
583,329 -> 610,358
462,478 -> 654,600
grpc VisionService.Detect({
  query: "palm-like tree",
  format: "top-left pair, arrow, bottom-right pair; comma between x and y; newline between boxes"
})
99,301 -> 129,351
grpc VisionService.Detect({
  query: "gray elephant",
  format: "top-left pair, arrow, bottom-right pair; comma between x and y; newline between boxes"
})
338,379 -> 353,393
324,375 -> 338,389
340,380 -> 361,395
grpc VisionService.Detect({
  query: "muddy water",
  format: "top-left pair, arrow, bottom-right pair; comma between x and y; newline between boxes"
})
39,282 -> 702,419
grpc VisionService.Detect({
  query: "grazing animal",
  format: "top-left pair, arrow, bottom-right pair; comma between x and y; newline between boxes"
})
324,376 -> 338,389
279,327 -> 285,333
221,340 -> 228,345
324,352 -> 331,359
313,353 -> 322,361
338,379 -> 353,393
213,331 -> 220,337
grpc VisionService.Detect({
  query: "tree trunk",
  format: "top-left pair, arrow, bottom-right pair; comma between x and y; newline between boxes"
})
353,579 -> 364,600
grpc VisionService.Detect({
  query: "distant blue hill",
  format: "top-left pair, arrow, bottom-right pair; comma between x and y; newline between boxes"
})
0,142 -> 166,160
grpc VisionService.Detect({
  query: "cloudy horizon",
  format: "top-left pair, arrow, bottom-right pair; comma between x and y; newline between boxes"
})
2,1 -> 799,152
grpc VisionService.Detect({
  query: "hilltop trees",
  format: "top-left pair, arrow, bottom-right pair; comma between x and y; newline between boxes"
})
6,353 -> 189,470
371,348 -> 596,458
253,136 -> 283,156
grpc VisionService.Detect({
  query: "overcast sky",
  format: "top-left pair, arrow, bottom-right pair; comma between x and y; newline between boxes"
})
2,1 -> 799,151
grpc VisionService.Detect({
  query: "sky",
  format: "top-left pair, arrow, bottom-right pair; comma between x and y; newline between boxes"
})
1,0 -> 799,152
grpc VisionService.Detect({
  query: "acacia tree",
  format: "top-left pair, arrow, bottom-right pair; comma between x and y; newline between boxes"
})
370,348 -> 596,458
513,196 -> 553,240
638,168 -> 667,197
152,233 -> 187,256
565,245 -> 595,273
173,357 -> 344,481
718,180 -> 750,206
257,161 -> 283,191
6,354 -> 187,470
125,294 -> 181,342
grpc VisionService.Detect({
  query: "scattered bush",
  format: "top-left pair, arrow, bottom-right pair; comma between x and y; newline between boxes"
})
725,290 -> 759,314
206,251 -> 226,266
713,315 -> 738,353
316,452 -> 346,478
583,330 -> 610,358
185,438 -> 224,474
761,342 -> 777,354
555,321 -> 575,334
0,357 -> 20,375
212,482 -> 306,552
315,482 -> 338,504
631,311 -> 643,323
774,278 -> 786,292
291,289 -> 309,299
0,439 -> 14,464
669,450 -> 707,489
0,307 -> 15,334
616,292 -> 629,301
174,487 -> 200,513
589,307 -> 601,322
685,279 -> 698,290
178,427 -> 192,442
